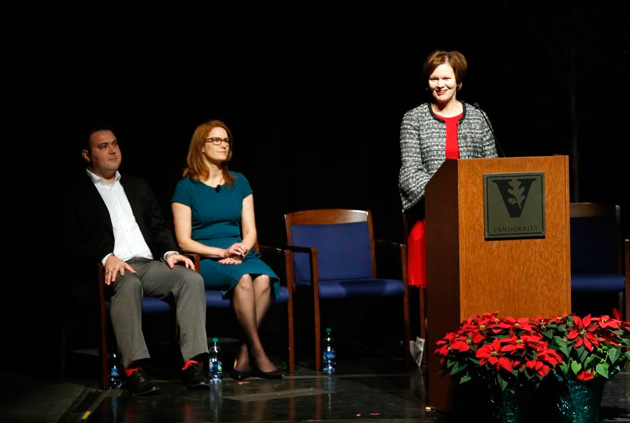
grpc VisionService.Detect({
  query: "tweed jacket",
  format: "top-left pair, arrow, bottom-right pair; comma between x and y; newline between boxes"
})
398,101 -> 498,211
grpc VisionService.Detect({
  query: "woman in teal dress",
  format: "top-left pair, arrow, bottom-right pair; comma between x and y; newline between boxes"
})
172,119 -> 282,379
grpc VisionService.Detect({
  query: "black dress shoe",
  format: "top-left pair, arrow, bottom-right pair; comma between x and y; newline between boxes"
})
182,362 -> 210,390
252,366 -> 284,379
126,369 -> 161,395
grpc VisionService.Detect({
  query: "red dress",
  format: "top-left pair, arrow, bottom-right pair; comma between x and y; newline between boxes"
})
407,112 -> 462,288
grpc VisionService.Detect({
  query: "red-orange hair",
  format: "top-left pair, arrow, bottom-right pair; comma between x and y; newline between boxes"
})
182,120 -> 235,186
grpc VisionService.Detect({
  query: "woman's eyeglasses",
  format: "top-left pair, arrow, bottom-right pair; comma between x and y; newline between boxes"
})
204,137 -> 231,146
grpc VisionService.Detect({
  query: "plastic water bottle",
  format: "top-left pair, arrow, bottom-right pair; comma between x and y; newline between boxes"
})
208,338 -> 223,383
322,328 -> 336,375
108,351 -> 123,389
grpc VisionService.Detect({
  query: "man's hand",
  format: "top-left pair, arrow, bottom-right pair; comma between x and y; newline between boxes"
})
165,253 -> 195,270
104,255 -> 136,285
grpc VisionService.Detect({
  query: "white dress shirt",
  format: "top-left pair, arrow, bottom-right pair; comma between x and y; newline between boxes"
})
86,169 -> 154,264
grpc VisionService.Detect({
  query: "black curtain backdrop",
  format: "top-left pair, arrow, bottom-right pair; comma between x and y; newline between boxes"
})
4,1 -> 629,371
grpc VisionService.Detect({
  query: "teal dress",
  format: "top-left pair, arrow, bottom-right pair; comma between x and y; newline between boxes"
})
172,172 -> 280,299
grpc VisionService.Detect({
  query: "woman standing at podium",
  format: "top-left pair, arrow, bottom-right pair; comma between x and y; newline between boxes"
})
398,50 -> 498,289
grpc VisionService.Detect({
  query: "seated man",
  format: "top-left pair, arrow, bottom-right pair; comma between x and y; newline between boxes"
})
61,125 -> 209,394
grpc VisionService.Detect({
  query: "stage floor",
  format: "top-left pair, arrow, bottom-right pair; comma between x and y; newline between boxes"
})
1,342 -> 629,423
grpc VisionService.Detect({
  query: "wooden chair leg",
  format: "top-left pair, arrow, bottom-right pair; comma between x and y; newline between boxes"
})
420,287 -> 427,365
97,264 -> 109,390
285,249 -> 296,373
314,294 -> 321,371
419,288 -> 427,340
287,296 -> 295,373
403,288 -> 411,365
99,316 -> 109,389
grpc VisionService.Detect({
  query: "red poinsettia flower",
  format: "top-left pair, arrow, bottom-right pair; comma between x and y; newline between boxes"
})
450,338 -> 471,352
593,315 -> 621,330
436,332 -> 456,348
457,319 -> 488,346
525,359 -> 551,377
476,339 -> 513,372
500,334 -> 536,353
576,370 -> 595,382
499,316 -> 535,334
536,343 -> 563,366
549,314 -> 569,325
567,315 -> 600,351
544,347 -> 562,364
533,316 -> 550,330
499,335 -> 521,353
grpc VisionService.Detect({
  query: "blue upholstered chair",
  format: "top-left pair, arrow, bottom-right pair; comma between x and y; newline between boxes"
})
188,244 -> 296,373
283,208 -> 410,371
570,203 -> 629,319
59,263 -> 174,389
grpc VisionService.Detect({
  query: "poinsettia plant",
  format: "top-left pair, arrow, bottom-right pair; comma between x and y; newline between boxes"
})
539,309 -> 630,382
435,312 -> 563,393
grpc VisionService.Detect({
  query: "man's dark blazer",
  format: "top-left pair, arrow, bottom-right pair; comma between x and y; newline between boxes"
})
60,170 -> 178,306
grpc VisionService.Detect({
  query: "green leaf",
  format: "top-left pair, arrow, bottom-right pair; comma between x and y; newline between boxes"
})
609,348 -> 620,364
451,362 -> 467,376
596,363 -> 609,379
553,335 -> 567,347
460,373 -> 472,384
577,346 -> 589,363
582,354 -> 595,368
497,373 -> 508,392
553,336 -> 569,356
571,361 -> 582,375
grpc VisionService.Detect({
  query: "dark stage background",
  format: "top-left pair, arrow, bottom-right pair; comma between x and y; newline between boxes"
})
4,1 -> 630,372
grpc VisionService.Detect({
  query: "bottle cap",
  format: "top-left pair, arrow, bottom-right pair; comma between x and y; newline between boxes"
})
211,337 -> 219,342
325,328 -> 332,333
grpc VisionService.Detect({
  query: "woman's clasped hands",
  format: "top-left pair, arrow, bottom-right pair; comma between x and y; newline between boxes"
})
219,242 -> 248,265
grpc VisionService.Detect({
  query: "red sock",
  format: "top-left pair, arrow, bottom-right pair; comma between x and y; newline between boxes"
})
182,360 -> 200,371
125,367 -> 141,377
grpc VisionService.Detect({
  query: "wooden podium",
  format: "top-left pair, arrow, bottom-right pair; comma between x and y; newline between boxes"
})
425,156 -> 572,412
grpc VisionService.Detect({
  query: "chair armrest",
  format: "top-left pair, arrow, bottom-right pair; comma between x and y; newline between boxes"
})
257,244 -> 293,289
281,244 -> 319,291
375,239 -> 405,250
75,261 -> 108,313
257,244 -> 285,256
281,244 -> 318,254
374,239 -> 408,283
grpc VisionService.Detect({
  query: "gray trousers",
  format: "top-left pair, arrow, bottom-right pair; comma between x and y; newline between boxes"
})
110,259 -> 208,368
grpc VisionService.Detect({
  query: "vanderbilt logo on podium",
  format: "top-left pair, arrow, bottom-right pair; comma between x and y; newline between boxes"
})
484,172 -> 546,240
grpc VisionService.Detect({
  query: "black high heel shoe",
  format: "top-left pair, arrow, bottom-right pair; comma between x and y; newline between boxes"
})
251,365 -> 284,379
231,355 -> 251,380
230,368 -> 251,380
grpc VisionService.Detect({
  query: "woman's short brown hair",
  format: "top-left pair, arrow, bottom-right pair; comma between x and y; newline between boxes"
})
422,50 -> 468,90
182,119 -> 235,186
